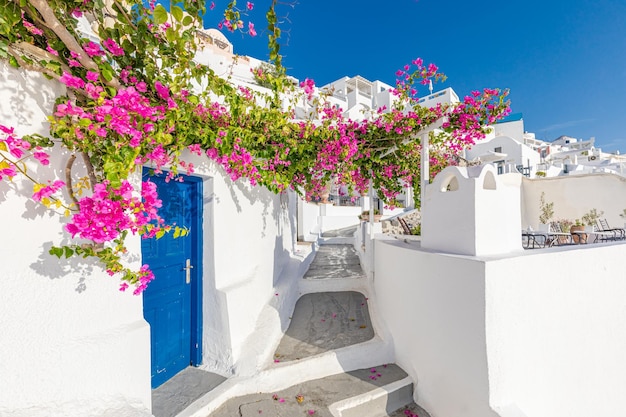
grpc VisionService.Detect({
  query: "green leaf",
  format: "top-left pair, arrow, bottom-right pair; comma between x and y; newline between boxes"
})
101,68 -> 113,82
182,16 -> 193,26
165,27 -> 176,43
171,5 -> 183,22
49,246 -> 63,258
153,4 -> 168,25
63,246 -> 74,259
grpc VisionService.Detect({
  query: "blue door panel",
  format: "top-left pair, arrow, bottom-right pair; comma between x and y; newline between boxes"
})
142,172 -> 202,389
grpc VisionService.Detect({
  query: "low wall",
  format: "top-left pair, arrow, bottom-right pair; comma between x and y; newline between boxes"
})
485,242 -> 626,417
374,238 -> 497,417
374,237 -> 626,417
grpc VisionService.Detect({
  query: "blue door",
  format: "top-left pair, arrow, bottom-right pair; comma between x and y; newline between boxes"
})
142,172 -> 202,388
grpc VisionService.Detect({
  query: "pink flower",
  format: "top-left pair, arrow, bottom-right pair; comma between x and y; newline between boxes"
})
32,180 -> 65,201
299,78 -> 315,100
210,2 -> 215,10
33,150 -> 50,165
59,72 -> 85,89
46,44 -> 59,56
154,81 -> 170,100
103,38 -> 124,56
0,163 -> 17,180
83,41 -> 104,57
86,71 -> 99,82
247,2 -> 254,10
23,20 -> 43,36
248,22 -> 256,37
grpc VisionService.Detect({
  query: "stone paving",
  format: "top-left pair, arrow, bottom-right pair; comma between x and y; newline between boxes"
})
304,244 -> 365,280
273,291 -> 374,362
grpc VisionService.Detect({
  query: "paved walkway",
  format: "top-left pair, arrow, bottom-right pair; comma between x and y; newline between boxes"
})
273,291 -> 374,361
155,242 -> 431,417
304,244 -> 364,280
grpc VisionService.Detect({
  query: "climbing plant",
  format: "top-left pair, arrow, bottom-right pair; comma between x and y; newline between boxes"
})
0,0 -> 510,293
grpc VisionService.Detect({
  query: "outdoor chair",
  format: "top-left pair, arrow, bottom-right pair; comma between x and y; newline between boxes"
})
588,224 -> 618,243
596,219 -> 625,241
549,222 -> 573,246
522,229 -> 548,249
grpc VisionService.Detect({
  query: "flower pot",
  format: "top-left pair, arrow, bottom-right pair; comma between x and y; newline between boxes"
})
570,225 -> 586,243
360,214 -> 382,222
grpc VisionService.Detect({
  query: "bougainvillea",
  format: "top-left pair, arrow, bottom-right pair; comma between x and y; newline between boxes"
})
0,0 -> 509,293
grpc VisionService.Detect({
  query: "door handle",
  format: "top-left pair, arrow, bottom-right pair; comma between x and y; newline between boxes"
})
183,259 -> 193,284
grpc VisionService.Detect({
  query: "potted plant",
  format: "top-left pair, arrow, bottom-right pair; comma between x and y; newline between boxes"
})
359,209 -> 381,222
570,219 -> 586,243
581,208 -> 603,232
538,192 -> 554,231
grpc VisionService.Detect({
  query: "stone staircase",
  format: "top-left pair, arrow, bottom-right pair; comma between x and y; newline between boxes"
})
186,241 -> 430,417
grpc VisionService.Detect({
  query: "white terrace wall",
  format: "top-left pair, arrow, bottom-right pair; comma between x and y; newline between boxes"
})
421,165 -> 522,256
375,239 -> 626,417
521,173 -> 626,229
375,164 -> 626,417
485,243 -> 626,417
0,62 -> 151,416
374,239 -> 497,417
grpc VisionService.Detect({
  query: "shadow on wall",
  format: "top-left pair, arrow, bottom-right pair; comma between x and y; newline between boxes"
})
29,241 -> 98,293
1,60 -> 63,133
226,167 -> 292,238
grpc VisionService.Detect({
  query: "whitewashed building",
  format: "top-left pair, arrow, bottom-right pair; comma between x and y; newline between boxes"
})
3,24 -> 626,417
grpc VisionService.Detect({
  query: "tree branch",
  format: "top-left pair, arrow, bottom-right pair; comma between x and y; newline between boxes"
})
65,154 -> 80,206
27,0 -> 97,70
12,41 -> 72,73
7,45 -> 62,81
81,152 -> 98,192
27,0 -> 120,89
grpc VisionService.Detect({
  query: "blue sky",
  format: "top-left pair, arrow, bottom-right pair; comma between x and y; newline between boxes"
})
198,0 -> 626,153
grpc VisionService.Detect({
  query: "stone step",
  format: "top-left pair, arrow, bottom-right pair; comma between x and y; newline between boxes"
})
274,291 -> 374,362
207,364 -> 427,417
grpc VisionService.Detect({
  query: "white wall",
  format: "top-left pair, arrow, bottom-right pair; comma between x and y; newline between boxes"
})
174,152 -> 305,375
374,239 -> 498,417
375,238 -> 626,417
521,173 -> 626,229
0,62 -> 151,416
485,244 -> 626,417
466,135 -> 541,175
376,163 -> 626,417
422,165 -> 522,256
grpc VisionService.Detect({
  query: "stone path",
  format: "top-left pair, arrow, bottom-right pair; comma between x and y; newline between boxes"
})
304,244 -> 364,280
159,241 -> 431,417
273,291 -> 374,361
